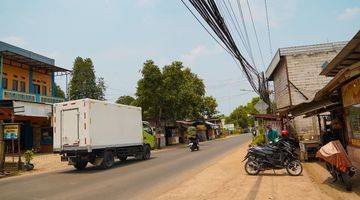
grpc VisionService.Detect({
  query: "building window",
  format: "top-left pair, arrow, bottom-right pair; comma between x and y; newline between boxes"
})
42,85 -> 47,96
12,80 -> 18,91
34,84 -> 40,94
20,81 -> 26,93
2,78 -> 8,89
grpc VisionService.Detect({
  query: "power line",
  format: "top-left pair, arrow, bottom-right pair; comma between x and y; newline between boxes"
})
219,0 -> 255,65
245,0 -> 265,69
182,0 -> 270,105
264,0 -> 273,56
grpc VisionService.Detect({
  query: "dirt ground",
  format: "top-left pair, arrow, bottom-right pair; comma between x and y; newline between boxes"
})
3,153 -> 70,177
156,142 -> 360,200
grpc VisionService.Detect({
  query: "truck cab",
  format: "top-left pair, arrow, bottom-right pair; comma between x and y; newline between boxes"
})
142,121 -> 155,149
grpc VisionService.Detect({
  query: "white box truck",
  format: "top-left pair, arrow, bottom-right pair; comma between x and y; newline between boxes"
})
53,99 -> 154,170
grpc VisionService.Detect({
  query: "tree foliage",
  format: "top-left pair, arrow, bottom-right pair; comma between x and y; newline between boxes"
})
201,96 -> 218,119
116,95 -> 136,105
135,60 -> 217,123
69,57 -> 106,100
54,84 -> 65,98
136,60 -> 163,120
227,97 -> 260,128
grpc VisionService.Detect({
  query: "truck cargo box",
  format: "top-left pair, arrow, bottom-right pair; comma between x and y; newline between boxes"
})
53,99 -> 143,152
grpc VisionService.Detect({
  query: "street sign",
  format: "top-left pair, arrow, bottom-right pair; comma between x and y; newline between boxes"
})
254,100 -> 269,114
224,124 -> 235,131
3,124 -> 20,140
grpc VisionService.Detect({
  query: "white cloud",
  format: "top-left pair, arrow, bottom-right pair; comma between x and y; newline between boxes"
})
181,45 -> 224,64
1,36 -> 27,47
337,7 -> 360,21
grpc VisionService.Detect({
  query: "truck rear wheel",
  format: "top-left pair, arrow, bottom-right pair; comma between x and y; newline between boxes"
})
74,160 -> 87,170
101,151 -> 115,169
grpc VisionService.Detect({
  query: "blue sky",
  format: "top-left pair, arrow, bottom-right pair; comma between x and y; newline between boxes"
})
0,0 -> 359,115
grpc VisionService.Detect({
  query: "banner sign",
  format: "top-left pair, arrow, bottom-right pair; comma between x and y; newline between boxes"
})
3,124 -> 20,140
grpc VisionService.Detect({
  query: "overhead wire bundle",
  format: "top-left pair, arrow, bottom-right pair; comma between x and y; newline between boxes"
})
181,0 -> 270,106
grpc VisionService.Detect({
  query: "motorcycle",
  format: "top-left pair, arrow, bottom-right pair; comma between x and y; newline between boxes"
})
243,139 -> 303,176
188,137 -> 199,152
316,140 -> 357,191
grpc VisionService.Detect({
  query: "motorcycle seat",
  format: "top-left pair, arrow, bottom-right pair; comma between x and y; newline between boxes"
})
253,147 -> 274,155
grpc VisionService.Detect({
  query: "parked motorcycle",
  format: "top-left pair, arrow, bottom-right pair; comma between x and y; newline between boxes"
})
243,139 -> 303,176
188,137 -> 199,152
316,140 -> 357,191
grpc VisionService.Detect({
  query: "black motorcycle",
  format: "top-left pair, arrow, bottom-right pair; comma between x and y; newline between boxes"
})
243,139 -> 303,176
188,137 -> 199,152
325,163 -> 356,191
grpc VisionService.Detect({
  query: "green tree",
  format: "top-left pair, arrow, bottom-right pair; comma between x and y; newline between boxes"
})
135,60 -> 211,123
227,96 -> 260,128
201,96 -> 218,119
69,57 -> 106,100
116,95 -> 136,105
136,60 -> 163,121
54,84 -> 65,98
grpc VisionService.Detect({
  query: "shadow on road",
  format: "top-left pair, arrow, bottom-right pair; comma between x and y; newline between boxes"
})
60,157 -> 157,174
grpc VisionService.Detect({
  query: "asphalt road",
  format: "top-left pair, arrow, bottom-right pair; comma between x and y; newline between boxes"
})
0,134 -> 251,200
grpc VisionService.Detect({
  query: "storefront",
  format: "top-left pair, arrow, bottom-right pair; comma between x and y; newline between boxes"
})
288,30 -> 360,166
342,77 -> 360,168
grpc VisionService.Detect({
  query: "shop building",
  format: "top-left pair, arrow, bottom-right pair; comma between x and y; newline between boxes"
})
0,41 -> 68,153
289,31 -> 360,168
265,41 -> 346,139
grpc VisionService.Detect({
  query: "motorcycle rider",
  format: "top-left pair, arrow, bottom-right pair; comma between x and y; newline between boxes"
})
266,124 -> 279,143
187,126 -> 199,149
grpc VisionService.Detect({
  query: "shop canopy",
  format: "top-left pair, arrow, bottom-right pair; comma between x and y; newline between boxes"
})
288,31 -> 360,118
0,41 -> 70,73
320,31 -> 360,77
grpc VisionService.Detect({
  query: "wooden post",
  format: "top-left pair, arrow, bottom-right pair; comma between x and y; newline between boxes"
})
0,120 -> 4,174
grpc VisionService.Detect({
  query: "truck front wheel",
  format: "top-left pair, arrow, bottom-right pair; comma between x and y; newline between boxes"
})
74,160 -> 87,170
101,151 -> 115,169
143,145 -> 151,160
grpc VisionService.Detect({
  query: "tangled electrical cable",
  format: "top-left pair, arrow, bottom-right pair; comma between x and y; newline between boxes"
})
181,0 -> 270,105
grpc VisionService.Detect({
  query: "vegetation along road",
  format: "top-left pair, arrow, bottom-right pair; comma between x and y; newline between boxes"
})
0,134 -> 251,200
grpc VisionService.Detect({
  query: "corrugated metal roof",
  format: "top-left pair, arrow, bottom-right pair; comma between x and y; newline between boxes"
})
265,41 -> 347,80
320,31 -> 360,77
0,41 -> 69,72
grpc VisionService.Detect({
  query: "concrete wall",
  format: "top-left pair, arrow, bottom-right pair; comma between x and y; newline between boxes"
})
272,49 -> 341,137
273,59 -> 290,109
3,58 -> 53,96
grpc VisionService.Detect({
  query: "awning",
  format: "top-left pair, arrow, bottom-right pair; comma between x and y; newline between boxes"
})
252,114 -> 280,120
321,31 -> 360,77
0,41 -> 70,72
288,99 -> 341,118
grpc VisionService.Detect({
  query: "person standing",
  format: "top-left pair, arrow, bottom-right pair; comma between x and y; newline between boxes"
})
266,124 -> 279,143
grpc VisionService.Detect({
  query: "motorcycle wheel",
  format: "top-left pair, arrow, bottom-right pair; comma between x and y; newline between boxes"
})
325,163 -> 338,183
245,160 -> 260,175
339,172 -> 352,191
286,160 -> 303,176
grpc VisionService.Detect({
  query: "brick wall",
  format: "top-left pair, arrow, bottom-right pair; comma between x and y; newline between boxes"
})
273,59 -> 290,110
272,48 -> 342,137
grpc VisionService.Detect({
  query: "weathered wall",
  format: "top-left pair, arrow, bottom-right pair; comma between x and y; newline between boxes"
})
272,48 -> 342,137
273,59 -> 290,110
287,50 -> 340,136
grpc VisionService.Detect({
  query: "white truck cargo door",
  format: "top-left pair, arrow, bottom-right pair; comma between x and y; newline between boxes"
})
61,108 -> 80,147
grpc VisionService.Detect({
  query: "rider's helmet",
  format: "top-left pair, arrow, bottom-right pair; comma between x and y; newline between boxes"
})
281,129 -> 289,137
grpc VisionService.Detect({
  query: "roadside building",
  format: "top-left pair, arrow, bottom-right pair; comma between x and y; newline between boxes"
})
289,31 -> 360,168
265,41 -> 347,139
0,41 -> 68,153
